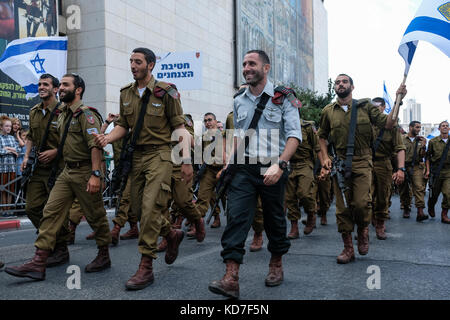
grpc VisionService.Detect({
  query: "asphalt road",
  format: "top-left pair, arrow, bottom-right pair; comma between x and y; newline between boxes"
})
0,194 -> 449,301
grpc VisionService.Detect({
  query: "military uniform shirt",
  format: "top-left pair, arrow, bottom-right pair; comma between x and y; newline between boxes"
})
403,135 -> 426,164
373,126 -> 406,158
116,76 -> 185,146
318,99 -> 387,159
58,101 -> 102,163
290,120 -> 320,163
427,136 -> 450,173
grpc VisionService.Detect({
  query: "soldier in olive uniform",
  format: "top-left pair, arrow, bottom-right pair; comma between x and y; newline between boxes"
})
370,97 -> 406,240
315,139 -> 333,226
6,74 -> 112,281
399,121 -> 429,221
426,120 -> 450,223
21,74 -> 70,267
318,74 -> 406,264
94,48 -> 191,291
285,119 -> 321,238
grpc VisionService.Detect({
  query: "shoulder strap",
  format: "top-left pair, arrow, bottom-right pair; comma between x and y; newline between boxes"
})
233,87 -> 246,99
344,99 -> 359,179
433,139 -> 450,180
411,138 -> 419,170
39,102 -> 61,153
373,127 -> 385,155
130,89 -> 152,150
273,86 -> 302,109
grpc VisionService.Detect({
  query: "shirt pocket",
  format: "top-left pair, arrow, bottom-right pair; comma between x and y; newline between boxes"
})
236,110 -> 248,127
263,106 -> 282,127
68,121 -> 82,133
123,107 -> 135,128
145,100 -> 165,130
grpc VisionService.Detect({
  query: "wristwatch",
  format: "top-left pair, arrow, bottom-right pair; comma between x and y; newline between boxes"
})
398,167 -> 406,172
278,160 -> 289,171
91,170 -> 102,178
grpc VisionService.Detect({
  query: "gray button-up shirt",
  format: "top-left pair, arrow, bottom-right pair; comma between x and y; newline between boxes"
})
233,80 -> 302,159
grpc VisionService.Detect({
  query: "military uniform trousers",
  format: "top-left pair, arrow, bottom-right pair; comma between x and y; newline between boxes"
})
35,165 -> 111,251
429,172 -> 450,209
221,164 -> 291,264
334,157 -> 373,233
399,163 -> 427,209
251,197 -> 264,233
317,174 -> 332,214
68,198 -> 84,225
285,162 -> 317,221
129,147 -> 173,259
112,177 -> 137,227
372,158 -> 393,221
196,166 -> 222,218
25,167 -> 69,245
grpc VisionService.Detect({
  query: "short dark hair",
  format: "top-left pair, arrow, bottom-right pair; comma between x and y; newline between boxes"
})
204,112 -> 216,120
409,121 -> 421,128
439,120 -> 449,128
63,73 -> 85,99
132,47 -> 156,65
246,50 -> 270,65
372,97 -> 385,106
337,74 -> 354,85
40,74 -> 59,88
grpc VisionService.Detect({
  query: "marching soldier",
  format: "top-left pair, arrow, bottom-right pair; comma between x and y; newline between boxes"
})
315,140 -> 333,226
94,48 -> 191,291
318,74 -> 406,264
21,73 -> 70,267
285,119 -> 320,238
426,120 -> 450,223
5,73 -> 112,281
370,97 -> 406,240
399,121 -> 429,221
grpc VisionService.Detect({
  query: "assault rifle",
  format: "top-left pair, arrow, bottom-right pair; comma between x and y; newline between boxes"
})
15,146 -> 38,204
330,145 -> 349,208
206,164 -> 235,225
192,163 -> 207,200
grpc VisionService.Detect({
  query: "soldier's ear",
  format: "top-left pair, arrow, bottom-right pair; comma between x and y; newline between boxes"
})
148,61 -> 155,72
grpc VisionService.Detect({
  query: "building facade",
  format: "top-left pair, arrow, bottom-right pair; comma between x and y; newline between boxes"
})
402,98 -> 422,125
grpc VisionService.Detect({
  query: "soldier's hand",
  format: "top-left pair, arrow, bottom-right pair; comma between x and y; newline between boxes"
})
393,170 -> 404,185
38,149 -> 57,164
319,167 -> 330,181
323,158 -> 332,171
396,84 -> 407,101
263,163 -> 283,186
93,133 -> 109,148
181,164 -> 193,184
216,169 -> 224,180
424,169 -> 430,179
107,113 -> 119,124
87,176 -> 101,194
21,157 -> 28,172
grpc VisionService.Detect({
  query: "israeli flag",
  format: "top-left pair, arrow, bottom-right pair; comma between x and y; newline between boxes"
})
383,81 -> 393,114
0,36 -> 67,99
427,127 -> 441,140
399,0 -> 450,76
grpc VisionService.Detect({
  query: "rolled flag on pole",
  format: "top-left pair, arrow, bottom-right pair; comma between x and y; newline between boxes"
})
0,36 -> 68,99
398,0 -> 450,76
383,81 -> 393,114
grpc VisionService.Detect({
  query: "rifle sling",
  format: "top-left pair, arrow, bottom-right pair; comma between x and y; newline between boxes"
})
129,89 -> 151,150
373,127 -> 385,155
409,138 -> 420,176
344,99 -> 359,179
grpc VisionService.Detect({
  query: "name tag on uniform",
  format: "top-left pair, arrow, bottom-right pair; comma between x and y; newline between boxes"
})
87,128 -> 99,135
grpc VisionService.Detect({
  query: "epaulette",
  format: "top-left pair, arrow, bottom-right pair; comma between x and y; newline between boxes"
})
233,87 -> 246,99
357,98 -> 372,107
120,83 -> 133,92
273,86 -> 302,109
154,82 -> 180,99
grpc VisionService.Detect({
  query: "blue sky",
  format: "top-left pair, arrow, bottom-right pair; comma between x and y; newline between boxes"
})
324,0 -> 449,124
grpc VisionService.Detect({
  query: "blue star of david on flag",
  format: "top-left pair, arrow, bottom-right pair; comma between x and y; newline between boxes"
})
30,53 -> 46,74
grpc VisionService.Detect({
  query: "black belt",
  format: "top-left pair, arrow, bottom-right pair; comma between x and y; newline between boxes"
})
134,144 -> 168,151
65,160 -> 91,169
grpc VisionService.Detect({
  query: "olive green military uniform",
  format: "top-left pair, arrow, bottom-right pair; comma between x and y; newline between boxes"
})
116,76 -> 185,258
225,111 -> 264,231
25,100 -> 69,245
372,126 -> 406,220
35,101 -> 111,251
318,99 -> 387,233
399,135 -> 427,209
68,198 -> 84,225
427,136 -> 450,209
285,120 -> 320,220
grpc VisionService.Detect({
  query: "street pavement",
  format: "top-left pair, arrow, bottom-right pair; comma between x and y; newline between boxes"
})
0,194 -> 449,301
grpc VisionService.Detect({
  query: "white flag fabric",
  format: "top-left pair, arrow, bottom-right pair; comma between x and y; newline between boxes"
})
399,0 -> 450,76
0,36 -> 67,99
383,81 -> 393,114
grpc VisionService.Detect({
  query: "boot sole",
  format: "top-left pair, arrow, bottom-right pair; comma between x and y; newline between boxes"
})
208,284 -> 239,299
125,278 -> 154,291
287,235 -> 299,240
265,279 -> 283,287
4,268 -> 45,281
85,261 -> 111,273
337,256 -> 355,264
46,256 -> 70,268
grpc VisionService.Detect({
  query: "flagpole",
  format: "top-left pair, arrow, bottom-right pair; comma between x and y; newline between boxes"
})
391,74 -> 408,123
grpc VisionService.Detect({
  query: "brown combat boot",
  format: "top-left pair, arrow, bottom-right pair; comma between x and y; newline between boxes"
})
375,219 -> 387,240
186,223 -> 196,239
85,246 -> 111,273
428,207 -> 435,218
46,242 -> 70,267
211,215 -> 221,228
110,223 -> 121,246
265,254 -> 283,287
287,220 -> 299,239
156,238 -> 168,252
125,255 -> 154,290
357,227 -> 369,255
337,233 -> 355,264
172,215 -> 184,229
194,218 -> 206,242
403,208 -> 411,219
441,209 -> 450,224
249,232 -> 263,252
416,208 -> 429,222
165,229 -> 184,265
120,222 -> 139,240
319,211 -> 327,225
86,231 -> 96,240
208,260 -> 240,299
304,212 -> 316,235
67,221 -> 77,245
5,248 -> 50,280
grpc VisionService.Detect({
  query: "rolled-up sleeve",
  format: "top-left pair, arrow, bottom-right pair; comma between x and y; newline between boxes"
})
282,102 -> 302,142
317,107 -> 330,140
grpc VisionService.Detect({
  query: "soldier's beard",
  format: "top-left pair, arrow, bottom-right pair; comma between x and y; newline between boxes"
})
244,69 -> 264,87
336,87 -> 352,99
60,89 -> 76,103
